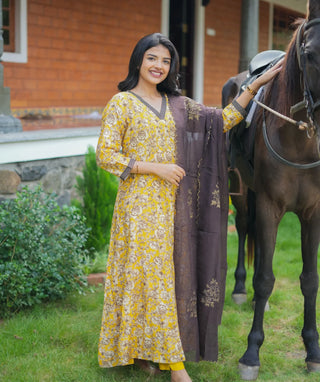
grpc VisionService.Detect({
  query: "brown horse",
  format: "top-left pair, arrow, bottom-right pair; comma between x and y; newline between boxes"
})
223,1 -> 320,379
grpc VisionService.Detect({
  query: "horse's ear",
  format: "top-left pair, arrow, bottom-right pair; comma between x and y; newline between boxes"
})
307,0 -> 320,21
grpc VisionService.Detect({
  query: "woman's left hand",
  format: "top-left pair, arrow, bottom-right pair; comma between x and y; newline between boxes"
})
235,58 -> 284,109
254,58 -> 284,88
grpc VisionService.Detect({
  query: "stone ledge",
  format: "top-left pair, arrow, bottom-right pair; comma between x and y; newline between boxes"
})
0,170 -> 21,194
0,114 -> 22,133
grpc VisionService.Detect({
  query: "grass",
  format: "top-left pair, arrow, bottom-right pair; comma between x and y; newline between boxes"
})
1,212 -> 320,381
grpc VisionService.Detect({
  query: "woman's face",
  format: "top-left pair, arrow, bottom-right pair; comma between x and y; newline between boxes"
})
138,44 -> 171,87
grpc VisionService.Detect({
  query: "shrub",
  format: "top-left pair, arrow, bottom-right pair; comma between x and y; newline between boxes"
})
72,145 -> 118,255
0,186 -> 89,317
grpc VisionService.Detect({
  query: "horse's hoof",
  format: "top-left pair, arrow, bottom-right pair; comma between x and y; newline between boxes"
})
307,361 -> 320,372
238,362 -> 260,380
232,293 -> 247,305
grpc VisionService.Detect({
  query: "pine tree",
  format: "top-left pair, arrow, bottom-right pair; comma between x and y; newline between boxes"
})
73,146 -> 118,255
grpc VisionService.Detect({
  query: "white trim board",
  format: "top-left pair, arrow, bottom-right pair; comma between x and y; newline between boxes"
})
0,127 -> 100,164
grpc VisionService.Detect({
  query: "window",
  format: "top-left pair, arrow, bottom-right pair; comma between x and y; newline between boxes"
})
273,5 -> 304,51
2,0 -> 27,63
2,0 -> 15,52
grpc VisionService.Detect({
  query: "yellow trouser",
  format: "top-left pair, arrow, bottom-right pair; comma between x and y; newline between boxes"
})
159,362 -> 185,371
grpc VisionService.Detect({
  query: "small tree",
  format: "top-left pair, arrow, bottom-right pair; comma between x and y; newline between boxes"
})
73,146 -> 118,255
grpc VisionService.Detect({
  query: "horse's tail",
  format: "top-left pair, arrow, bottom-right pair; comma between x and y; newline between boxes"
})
246,188 -> 256,268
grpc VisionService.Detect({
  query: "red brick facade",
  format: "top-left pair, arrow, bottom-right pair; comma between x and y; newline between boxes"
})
2,0 -> 298,116
204,0 -> 242,105
204,0 -> 270,105
3,0 -> 162,110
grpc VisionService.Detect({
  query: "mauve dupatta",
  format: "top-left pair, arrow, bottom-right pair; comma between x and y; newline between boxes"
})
168,95 -> 229,362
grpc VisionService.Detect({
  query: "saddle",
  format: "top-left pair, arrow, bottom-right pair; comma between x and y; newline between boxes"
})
228,50 -> 285,194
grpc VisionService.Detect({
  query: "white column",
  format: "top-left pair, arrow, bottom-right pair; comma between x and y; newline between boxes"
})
193,0 -> 205,103
161,0 -> 170,37
239,0 -> 259,72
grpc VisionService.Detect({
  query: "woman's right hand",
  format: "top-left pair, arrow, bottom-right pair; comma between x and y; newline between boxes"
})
132,161 -> 186,186
154,163 -> 186,186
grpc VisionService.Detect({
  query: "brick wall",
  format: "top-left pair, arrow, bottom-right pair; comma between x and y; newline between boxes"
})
204,0 -> 242,106
3,0 -> 272,112
203,0 -> 270,106
259,1 -> 271,52
3,0 -> 161,110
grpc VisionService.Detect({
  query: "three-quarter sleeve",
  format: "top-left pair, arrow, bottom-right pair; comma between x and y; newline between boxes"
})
222,99 -> 247,132
96,94 -> 135,180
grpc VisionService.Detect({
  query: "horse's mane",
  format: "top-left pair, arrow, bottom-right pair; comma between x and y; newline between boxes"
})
264,18 -> 305,118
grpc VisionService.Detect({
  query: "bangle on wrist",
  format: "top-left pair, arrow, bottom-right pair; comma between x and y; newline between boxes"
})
246,85 -> 257,97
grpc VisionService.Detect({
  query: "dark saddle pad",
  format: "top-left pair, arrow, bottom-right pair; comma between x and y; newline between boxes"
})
228,50 -> 285,175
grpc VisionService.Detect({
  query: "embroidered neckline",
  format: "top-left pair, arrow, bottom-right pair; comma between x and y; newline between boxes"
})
128,91 -> 167,120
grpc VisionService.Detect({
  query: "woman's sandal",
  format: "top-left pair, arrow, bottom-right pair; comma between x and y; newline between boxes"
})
134,359 -> 162,375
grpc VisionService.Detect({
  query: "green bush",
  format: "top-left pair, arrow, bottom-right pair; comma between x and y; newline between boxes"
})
72,145 -> 118,255
0,186 -> 89,317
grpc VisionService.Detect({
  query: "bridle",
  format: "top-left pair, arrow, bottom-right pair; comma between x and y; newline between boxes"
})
294,17 -> 320,132
260,17 -> 320,169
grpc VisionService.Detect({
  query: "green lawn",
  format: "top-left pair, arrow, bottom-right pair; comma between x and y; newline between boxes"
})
1,212 -> 320,381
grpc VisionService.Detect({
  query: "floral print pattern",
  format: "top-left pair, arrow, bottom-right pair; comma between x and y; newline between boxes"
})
222,102 -> 244,132
96,92 -> 185,367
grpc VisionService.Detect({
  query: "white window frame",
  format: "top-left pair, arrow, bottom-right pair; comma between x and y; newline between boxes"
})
2,0 -> 28,63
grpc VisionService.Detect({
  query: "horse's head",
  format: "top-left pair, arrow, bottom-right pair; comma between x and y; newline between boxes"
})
298,5 -> 320,137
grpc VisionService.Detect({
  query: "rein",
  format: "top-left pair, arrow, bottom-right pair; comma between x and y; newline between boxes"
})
262,110 -> 320,169
257,17 -> 320,169
253,98 -> 309,131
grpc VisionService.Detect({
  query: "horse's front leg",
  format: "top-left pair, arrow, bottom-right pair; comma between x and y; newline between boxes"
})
232,193 -> 248,304
238,196 -> 281,380
299,214 -> 320,372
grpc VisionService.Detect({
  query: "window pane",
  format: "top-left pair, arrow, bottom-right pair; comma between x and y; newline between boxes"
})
273,6 -> 304,51
3,10 -> 9,27
2,0 -> 15,52
3,29 -> 9,45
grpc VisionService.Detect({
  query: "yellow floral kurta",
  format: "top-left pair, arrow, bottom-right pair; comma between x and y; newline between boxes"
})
96,91 -> 243,368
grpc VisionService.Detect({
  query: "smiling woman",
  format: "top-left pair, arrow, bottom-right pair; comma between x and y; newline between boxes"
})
95,32 -> 281,382
130,45 -> 171,112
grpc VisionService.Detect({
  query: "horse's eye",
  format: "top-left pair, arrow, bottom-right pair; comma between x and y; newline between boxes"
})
305,49 -> 315,62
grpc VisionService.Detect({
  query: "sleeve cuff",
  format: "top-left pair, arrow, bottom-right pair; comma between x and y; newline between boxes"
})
232,99 -> 248,118
120,158 -> 136,181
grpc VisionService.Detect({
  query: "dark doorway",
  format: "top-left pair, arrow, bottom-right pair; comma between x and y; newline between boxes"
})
169,0 -> 195,97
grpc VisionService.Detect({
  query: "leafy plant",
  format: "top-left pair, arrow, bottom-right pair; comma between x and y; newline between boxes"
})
0,186 -> 89,317
81,250 -> 108,275
72,145 -> 118,255
228,200 -> 236,226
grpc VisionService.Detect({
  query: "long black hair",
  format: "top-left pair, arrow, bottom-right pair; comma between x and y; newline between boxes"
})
118,33 -> 181,95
